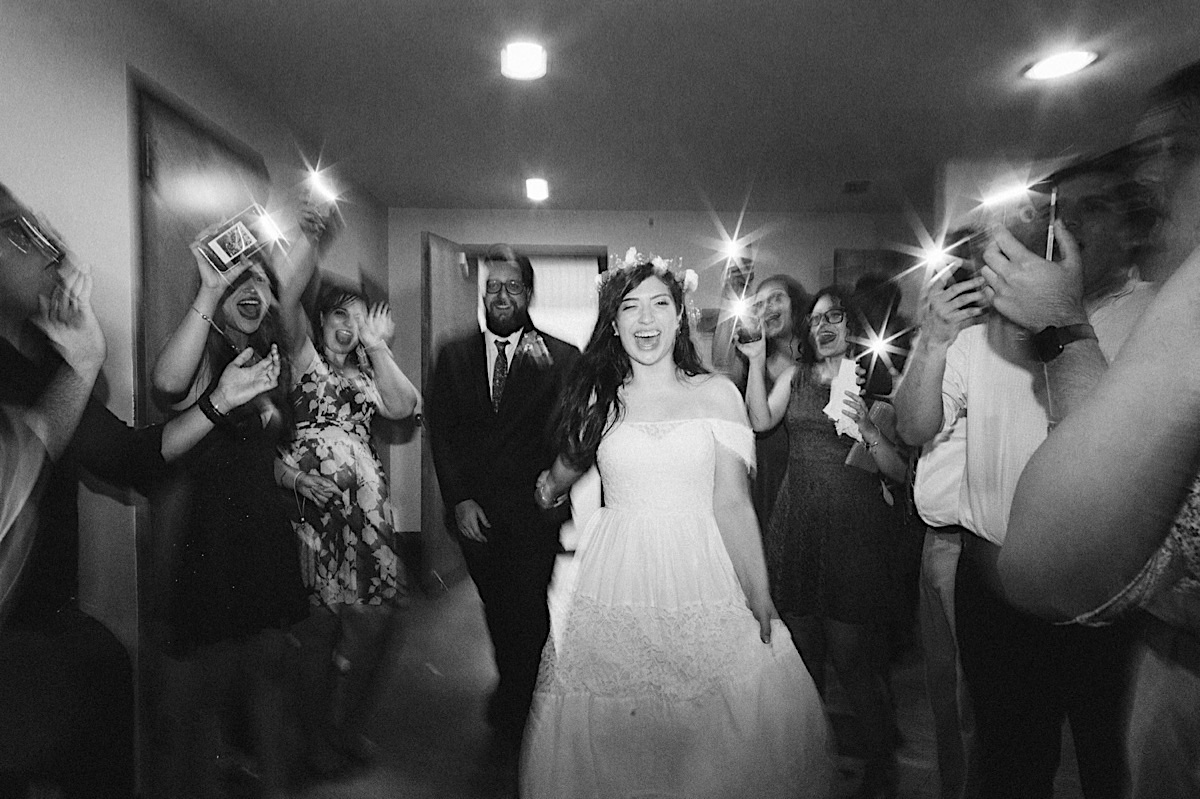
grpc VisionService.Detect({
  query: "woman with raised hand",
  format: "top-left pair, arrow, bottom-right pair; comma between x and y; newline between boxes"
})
522,256 -> 831,799
740,286 -> 909,799
152,204 -> 326,799
277,279 -> 419,775
743,274 -> 809,527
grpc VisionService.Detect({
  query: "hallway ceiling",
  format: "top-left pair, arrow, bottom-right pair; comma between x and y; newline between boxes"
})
148,0 -> 1200,214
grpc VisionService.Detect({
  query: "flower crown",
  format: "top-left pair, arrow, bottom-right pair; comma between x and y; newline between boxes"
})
597,247 -> 699,294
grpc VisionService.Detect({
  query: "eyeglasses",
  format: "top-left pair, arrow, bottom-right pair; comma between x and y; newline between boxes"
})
808,308 -> 846,328
1,214 -> 63,267
485,279 -> 527,296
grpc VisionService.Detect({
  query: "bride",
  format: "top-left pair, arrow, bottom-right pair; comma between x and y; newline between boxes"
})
523,257 -> 832,798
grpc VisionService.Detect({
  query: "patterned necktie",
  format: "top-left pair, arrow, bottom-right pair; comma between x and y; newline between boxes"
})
492,339 -> 509,411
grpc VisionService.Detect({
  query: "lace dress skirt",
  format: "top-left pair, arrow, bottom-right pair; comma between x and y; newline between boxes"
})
521,417 -> 832,799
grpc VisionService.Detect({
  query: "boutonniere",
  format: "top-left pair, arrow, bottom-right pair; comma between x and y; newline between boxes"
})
516,330 -> 553,368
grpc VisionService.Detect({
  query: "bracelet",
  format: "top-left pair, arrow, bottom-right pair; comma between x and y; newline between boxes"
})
291,470 -> 302,491
196,393 -> 226,427
865,438 -> 881,451
364,342 -> 390,356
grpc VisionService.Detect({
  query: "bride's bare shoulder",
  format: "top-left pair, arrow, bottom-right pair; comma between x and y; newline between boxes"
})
682,372 -> 746,422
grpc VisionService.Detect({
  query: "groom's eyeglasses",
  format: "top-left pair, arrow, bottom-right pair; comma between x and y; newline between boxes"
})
485,279 -> 528,296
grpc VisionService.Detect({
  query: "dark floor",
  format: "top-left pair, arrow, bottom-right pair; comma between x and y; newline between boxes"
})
293,562 -> 1087,799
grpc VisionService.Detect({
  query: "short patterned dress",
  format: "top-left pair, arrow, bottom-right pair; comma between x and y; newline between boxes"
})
280,349 -> 402,607
766,367 -> 902,625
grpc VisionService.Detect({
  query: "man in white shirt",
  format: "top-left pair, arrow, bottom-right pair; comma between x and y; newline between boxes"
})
895,162 -> 1154,799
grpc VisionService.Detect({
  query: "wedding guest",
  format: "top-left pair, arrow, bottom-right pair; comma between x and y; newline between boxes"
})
741,285 -> 909,798
997,59 -> 1200,799
893,157 -> 1155,798
0,182 -> 281,798
525,257 -> 831,799
151,206 -> 326,798
277,284 -> 419,775
743,274 -> 808,527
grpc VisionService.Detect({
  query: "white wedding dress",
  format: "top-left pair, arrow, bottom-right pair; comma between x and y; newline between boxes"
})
521,417 -> 832,799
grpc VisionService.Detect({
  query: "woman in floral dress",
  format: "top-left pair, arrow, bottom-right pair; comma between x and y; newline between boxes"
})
276,286 -> 420,775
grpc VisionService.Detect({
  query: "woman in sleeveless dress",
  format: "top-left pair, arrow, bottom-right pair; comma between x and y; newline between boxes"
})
277,283 -> 420,774
741,285 -> 910,799
152,205 -> 325,798
524,258 -> 832,799
745,275 -> 808,528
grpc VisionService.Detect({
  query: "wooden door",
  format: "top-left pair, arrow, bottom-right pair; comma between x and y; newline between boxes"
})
134,82 -> 269,795
420,231 -> 477,588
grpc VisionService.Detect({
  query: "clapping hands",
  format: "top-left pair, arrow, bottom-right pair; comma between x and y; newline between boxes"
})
211,344 -> 281,411
355,303 -> 394,351
35,260 -> 106,377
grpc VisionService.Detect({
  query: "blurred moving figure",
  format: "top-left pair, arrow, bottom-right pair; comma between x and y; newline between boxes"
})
895,155 -> 1156,798
998,60 -> 1200,799
0,182 -> 280,797
151,205 -> 325,798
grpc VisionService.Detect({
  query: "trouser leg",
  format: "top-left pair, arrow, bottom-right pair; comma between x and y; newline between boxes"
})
825,617 -> 897,791
956,538 -> 1063,799
919,527 -> 978,799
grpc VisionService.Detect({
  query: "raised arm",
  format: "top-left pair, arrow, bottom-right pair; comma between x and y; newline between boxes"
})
356,303 -> 420,419
275,203 -> 330,359
28,263 -> 107,460
152,231 -> 253,402
998,245 -> 1200,620
894,275 -> 986,446
736,334 -> 792,431
982,222 -> 1106,423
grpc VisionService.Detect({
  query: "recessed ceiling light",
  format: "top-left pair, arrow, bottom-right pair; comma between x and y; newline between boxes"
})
502,42 -> 547,80
526,178 -> 549,201
1023,50 -> 1098,80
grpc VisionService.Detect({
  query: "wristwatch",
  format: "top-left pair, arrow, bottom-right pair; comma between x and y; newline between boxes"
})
1031,323 -> 1097,363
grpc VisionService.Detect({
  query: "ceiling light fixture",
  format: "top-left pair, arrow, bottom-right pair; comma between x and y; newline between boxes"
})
526,178 -> 549,202
501,42 -> 547,80
1023,50 -> 1098,80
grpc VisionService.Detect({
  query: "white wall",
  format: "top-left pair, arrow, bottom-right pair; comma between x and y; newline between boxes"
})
0,0 -> 387,649
387,206 -> 901,531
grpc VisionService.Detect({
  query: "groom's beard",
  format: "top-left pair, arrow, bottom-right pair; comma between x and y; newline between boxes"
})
486,308 -> 529,337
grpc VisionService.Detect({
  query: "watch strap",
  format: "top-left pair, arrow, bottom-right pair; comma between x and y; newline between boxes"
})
1033,323 -> 1097,362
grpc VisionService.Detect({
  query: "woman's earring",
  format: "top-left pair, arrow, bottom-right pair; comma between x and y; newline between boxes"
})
612,323 -> 618,336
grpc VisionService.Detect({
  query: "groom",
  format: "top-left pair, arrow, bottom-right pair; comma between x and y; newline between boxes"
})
426,244 -> 579,745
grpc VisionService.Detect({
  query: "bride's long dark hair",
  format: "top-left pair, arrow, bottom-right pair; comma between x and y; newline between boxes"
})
556,263 -> 706,471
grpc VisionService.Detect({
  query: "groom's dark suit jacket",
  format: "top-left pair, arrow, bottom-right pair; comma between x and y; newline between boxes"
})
426,324 -> 579,549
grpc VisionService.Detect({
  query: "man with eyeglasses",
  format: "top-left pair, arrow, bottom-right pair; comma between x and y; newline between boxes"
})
426,243 -> 579,765
0,182 -> 281,797
894,158 -> 1156,799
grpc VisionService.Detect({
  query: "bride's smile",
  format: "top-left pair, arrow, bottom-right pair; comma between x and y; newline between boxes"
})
616,275 -> 679,366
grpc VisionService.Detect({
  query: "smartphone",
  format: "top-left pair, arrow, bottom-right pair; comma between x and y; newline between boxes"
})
979,182 -> 1059,260
734,314 -> 763,344
852,342 -> 894,398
